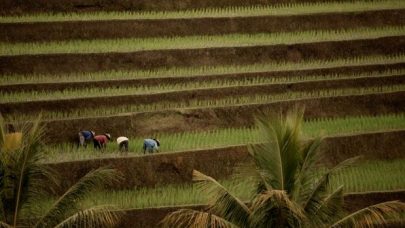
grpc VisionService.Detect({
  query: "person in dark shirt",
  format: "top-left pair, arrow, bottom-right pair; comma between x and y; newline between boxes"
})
78,130 -> 95,148
93,133 -> 111,150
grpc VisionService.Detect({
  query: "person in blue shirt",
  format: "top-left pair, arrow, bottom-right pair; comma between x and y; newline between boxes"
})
78,130 -> 95,148
143,138 -> 160,154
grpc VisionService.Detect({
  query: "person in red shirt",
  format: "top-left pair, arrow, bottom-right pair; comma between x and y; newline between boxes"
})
93,133 -> 111,150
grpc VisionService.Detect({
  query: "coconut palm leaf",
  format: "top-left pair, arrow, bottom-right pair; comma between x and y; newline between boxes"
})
54,205 -> 122,228
193,170 -> 250,227
249,107 -> 304,193
34,167 -> 121,227
300,156 -> 359,227
292,137 -> 323,203
161,209 -> 238,228
331,201 -> 405,227
308,186 -> 344,226
250,189 -> 306,228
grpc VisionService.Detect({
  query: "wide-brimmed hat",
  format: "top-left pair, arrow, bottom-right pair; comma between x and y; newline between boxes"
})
105,133 -> 111,140
154,139 -> 160,146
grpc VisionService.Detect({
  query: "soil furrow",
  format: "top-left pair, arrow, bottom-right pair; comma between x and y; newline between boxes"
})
1,75 -> 404,113
2,10 -> 405,42
2,62 -> 405,92
36,91 -> 405,143
1,36 -> 404,75
46,130 -> 405,190
1,0 -> 383,15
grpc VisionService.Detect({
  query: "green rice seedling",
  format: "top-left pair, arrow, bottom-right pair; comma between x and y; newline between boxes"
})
40,113 -> 405,162
3,84 -> 405,122
2,69 -> 404,102
2,54 -> 404,85
1,26 -> 405,56
33,159 -> 405,210
1,0 -> 404,23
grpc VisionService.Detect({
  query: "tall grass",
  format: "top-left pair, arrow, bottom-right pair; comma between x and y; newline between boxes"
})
1,26 -> 404,56
1,54 -> 404,85
2,69 -> 404,102
1,0 -> 404,23
4,85 -> 405,122
41,113 -> 405,162
35,159 -> 405,210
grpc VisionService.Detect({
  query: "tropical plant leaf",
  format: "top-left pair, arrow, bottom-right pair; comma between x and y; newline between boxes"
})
250,107 -> 304,194
34,167 -> 121,227
54,205 -> 123,228
250,189 -> 306,228
331,201 -> 405,227
161,209 -> 238,228
193,170 -> 250,227
308,185 -> 344,226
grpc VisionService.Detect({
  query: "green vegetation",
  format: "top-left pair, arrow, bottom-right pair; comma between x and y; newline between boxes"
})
1,0 -> 404,23
41,113 -> 405,162
1,26 -> 405,56
1,54 -> 404,85
2,69 -> 404,102
4,85 -> 405,122
34,159 -> 405,210
0,117 -> 122,227
162,108 -> 405,227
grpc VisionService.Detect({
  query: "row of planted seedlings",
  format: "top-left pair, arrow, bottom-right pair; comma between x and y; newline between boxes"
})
1,67 -> 405,102
1,26 -> 405,56
2,0 -> 404,23
41,113 -> 405,162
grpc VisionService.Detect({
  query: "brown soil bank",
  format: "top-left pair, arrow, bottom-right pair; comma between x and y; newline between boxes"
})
47,130 -> 405,191
2,10 -> 404,42
2,63 -> 405,93
36,91 -> 405,143
0,0 -> 368,15
118,190 -> 405,227
1,36 -> 405,75
2,75 -> 404,114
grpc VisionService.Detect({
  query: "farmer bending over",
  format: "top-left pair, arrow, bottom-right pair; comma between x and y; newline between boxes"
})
117,136 -> 129,152
143,138 -> 160,154
78,130 -> 95,148
93,133 -> 111,150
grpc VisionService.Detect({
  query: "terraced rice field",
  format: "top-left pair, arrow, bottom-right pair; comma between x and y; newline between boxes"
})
1,0 -> 405,226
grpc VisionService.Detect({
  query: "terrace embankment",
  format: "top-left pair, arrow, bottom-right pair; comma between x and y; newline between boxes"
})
28,91 -> 405,143
2,10 -> 405,42
2,75 -> 404,113
2,63 -> 405,93
0,0 -> 374,15
117,190 -> 405,227
1,36 -> 405,74
47,130 -> 405,192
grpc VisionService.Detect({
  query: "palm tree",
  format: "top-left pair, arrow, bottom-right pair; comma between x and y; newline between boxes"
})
0,116 -> 123,227
161,108 -> 405,227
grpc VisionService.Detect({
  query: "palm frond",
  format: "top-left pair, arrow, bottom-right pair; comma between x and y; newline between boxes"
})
301,156 -> 359,215
34,167 -> 121,227
161,209 -> 238,228
331,201 -> 405,227
250,107 -> 304,193
193,170 -> 250,227
250,189 -> 306,227
54,205 -> 123,228
308,185 -> 344,226
292,137 -> 323,203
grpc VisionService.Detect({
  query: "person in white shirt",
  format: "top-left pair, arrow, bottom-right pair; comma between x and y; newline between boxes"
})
116,136 -> 129,152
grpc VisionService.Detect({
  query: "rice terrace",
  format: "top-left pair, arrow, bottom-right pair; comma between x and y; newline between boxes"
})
1,0 -> 405,227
